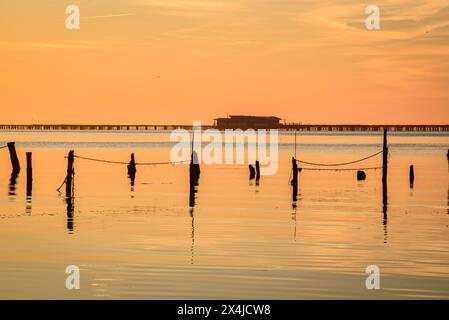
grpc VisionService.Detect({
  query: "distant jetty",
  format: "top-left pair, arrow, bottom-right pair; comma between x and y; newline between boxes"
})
0,115 -> 448,132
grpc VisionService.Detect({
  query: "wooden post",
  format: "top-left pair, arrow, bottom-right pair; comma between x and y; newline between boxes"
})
382,130 -> 388,211
66,150 -> 74,198
292,157 -> 298,203
190,151 -> 200,184
255,160 -> 260,180
249,165 -> 256,180
128,153 -> 136,186
409,165 -> 414,186
26,152 -> 32,197
7,142 -> 20,172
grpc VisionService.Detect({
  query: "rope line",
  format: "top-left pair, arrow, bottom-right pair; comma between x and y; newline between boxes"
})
0,145 -> 7,149
56,177 -> 66,192
300,166 -> 383,172
73,155 -> 191,166
297,150 -> 383,167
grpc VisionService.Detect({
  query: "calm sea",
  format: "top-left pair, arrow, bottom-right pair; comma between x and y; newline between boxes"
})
0,130 -> 448,299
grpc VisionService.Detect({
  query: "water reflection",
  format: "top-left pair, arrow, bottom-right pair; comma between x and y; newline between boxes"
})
8,170 -> 19,198
188,180 -> 198,265
292,207 -> 297,242
26,197 -> 32,215
66,197 -> 74,233
190,209 -> 195,265
382,197 -> 388,244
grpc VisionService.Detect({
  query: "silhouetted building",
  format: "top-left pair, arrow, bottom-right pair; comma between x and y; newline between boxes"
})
214,115 -> 282,129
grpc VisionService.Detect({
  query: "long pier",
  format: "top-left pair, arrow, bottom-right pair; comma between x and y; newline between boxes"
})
0,124 -> 448,132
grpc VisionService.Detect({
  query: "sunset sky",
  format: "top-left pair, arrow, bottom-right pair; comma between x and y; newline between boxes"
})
0,0 -> 448,125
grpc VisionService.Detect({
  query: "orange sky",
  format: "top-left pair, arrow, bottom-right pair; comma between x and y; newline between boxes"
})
0,0 -> 448,125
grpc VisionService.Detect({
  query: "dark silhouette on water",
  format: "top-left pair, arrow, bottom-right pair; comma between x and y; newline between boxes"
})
383,210 -> 388,244
190,151 -> 200,185
382,130 -> 388,214
128,153 -> 136,187
66,197 -> 74,233
190,208 -> 195,265
291,157 -> 298,207
66,151 -> 75,199
255,160 -> 260,181
6,142 -> 20,198
26,196 -> 32,215
7,142 -> 20,172
189,181 -> 197,208
409,165 -> 415,188
249,164 -> 256,180
26,152 -> 32,198
8,170 -> 19,197
188,150 -> 199,265
357,170 -> 366,181
63,150 -> 75,233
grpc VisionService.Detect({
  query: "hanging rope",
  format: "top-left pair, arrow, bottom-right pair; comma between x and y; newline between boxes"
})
56,177 -> 67,192
297,150 -> 383,167
300,166 -> 383,172
72,155 -> 191,166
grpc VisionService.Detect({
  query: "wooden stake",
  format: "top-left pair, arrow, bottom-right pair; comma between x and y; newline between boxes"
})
249,164 -> 256,180
292,157 -> 298,203
382,129 -> 388,211
409,165 -> 414,186
66,150 -> 74,198
7,142 -> 20,172
26,152 -> 32,197
255,160 -> 260,180
128,153 -> 136,186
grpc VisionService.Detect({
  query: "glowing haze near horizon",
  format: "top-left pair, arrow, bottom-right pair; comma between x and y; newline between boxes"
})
0,0 -> 448,125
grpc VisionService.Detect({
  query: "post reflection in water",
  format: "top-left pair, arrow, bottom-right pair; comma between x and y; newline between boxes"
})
8,170 -> 19,197
128,169 -> 136,192
190,209 -> 195,265
66,197 -> 74,233
292,207 -> 297,242
383,204 -> 388,244
189,180 -> 198,265
26,197 -> 32,215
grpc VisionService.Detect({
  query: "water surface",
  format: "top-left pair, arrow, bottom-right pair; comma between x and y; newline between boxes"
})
0,130 -> 448,299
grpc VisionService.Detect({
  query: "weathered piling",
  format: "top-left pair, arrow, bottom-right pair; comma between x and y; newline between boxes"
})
249,164 -> 256,179
66,150 -> 75,198
255,160 -> 260,180
7,142 -> 20,172
292,157 -> 298,203
357,170 -> 366,181
409,165 -> 415,186
26,152 -> 32,197
190,151 -> 200,184
382,130 -> 388,211
128,153 -> 136,186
